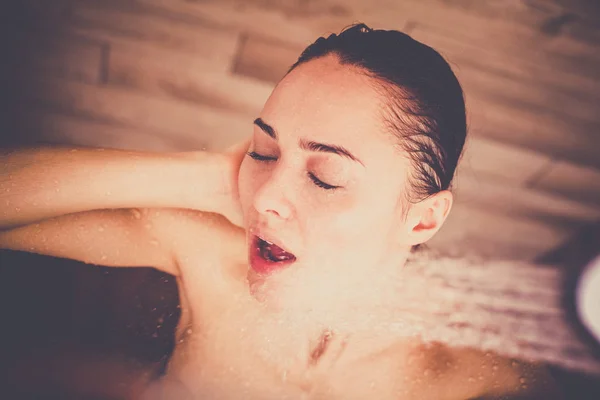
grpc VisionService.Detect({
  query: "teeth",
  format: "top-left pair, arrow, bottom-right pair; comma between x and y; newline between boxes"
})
260,237 -> 273,246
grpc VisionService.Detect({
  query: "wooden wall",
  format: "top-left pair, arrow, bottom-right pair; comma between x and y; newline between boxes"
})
3,0 -> 600,261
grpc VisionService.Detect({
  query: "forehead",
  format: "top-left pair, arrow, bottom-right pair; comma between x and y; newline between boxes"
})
260,55 -> 390,147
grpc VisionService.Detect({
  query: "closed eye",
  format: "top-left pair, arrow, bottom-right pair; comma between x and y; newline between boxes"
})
247,151 -> 277,162
308,172 -> 339,190
248,151 -> 339,190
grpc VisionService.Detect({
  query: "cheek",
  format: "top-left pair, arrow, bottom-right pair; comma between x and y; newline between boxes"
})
304,192 -> 393,258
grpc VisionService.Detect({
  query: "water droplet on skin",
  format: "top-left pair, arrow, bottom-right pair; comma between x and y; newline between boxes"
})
522,384 -> 528,390
467,377 -> 475,383
492,365 -> 499,371
423,369 -> 431,377
5,188 -> 9,193
98,226 -> 105,232
187,328 -> 192,335
101,254 -> 107,260
14,207 -> 21,212
70,149 -> 78,153
478,374 -> 484,381
131,209 -> 142,220
150,239 -> 159,246
520,377 -> 527,384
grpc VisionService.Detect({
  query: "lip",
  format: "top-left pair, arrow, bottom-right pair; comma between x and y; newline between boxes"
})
248,227 -> 296,276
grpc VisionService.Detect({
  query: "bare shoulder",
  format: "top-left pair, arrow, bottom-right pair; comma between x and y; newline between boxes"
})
144,208 -> 246,264
392,341 -> 564,400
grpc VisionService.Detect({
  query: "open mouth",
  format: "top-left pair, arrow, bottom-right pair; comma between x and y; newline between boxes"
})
250,235 -> 297,275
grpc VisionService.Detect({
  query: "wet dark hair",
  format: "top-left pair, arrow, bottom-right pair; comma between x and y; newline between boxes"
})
288,23 -> 467,203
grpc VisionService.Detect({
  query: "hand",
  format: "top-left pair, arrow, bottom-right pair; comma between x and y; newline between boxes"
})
218,138 -> 251,227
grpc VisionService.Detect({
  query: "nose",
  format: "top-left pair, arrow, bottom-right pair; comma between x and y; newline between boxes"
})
253,167 -> 293,220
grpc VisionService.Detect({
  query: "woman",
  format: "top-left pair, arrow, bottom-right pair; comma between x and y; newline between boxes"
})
1,24 -> 559,399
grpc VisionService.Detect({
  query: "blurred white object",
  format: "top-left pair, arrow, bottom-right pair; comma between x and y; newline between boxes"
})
577,254 -> 600,343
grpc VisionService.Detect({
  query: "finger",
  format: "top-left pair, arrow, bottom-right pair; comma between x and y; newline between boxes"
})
225,137 -> 252,156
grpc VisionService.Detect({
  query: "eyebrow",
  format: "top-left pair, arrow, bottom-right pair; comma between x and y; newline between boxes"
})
253,117 -> 364,166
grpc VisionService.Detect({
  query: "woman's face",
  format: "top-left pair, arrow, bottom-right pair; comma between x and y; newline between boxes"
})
238,55 -> 414,302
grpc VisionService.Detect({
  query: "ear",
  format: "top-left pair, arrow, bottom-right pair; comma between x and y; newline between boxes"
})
403,190 -> 453,246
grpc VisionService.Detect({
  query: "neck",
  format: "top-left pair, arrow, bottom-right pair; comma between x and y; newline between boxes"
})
255,254 -> 409,336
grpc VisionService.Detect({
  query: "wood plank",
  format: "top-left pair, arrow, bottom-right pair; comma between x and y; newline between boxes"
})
16,108 -> 186,152
408,23 -> 600,101
428,204 -> 575,261
233,35 -> 303,84
450,56 -> 599,128
457,137 -> 552,185
531,161 -> 600,206
68,0 -> 240,68
19,33 -> 104,84
133,0 -> 363,47
398,2 -> 600,81
22,77 -> 252,151
453,170 -> 600,226
107,39 -> 274,117
409,26 -> 600,167
467,96 -> 598,168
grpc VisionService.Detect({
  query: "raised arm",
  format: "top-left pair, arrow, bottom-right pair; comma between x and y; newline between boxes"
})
0,146 -> 233,230
0,145 -> 243,274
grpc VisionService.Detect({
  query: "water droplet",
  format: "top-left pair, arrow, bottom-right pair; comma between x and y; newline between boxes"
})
492,365 -> 499,371
5,188 -> 9,193
100,254 -> 107,260
467,377 -> 475,383
14,207 -> 21,212
423,369 -> 431,377
131,209 -> 142,219
522,384 -> 528,390
70,149 -> 78,153
98,226 -> 105,232
478,374 -> 484,381
520,377 -> 527,384
187,328 -> 193,335
150,239 -> 159,246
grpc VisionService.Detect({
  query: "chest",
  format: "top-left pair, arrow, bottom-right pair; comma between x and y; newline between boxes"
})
168,305 -> 417,400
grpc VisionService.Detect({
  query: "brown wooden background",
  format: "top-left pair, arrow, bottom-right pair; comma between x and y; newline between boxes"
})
4,0 -> 600,261
1,0 -> 599,398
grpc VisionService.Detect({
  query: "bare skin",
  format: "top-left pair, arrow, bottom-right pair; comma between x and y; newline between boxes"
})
0,56 -> 562,399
